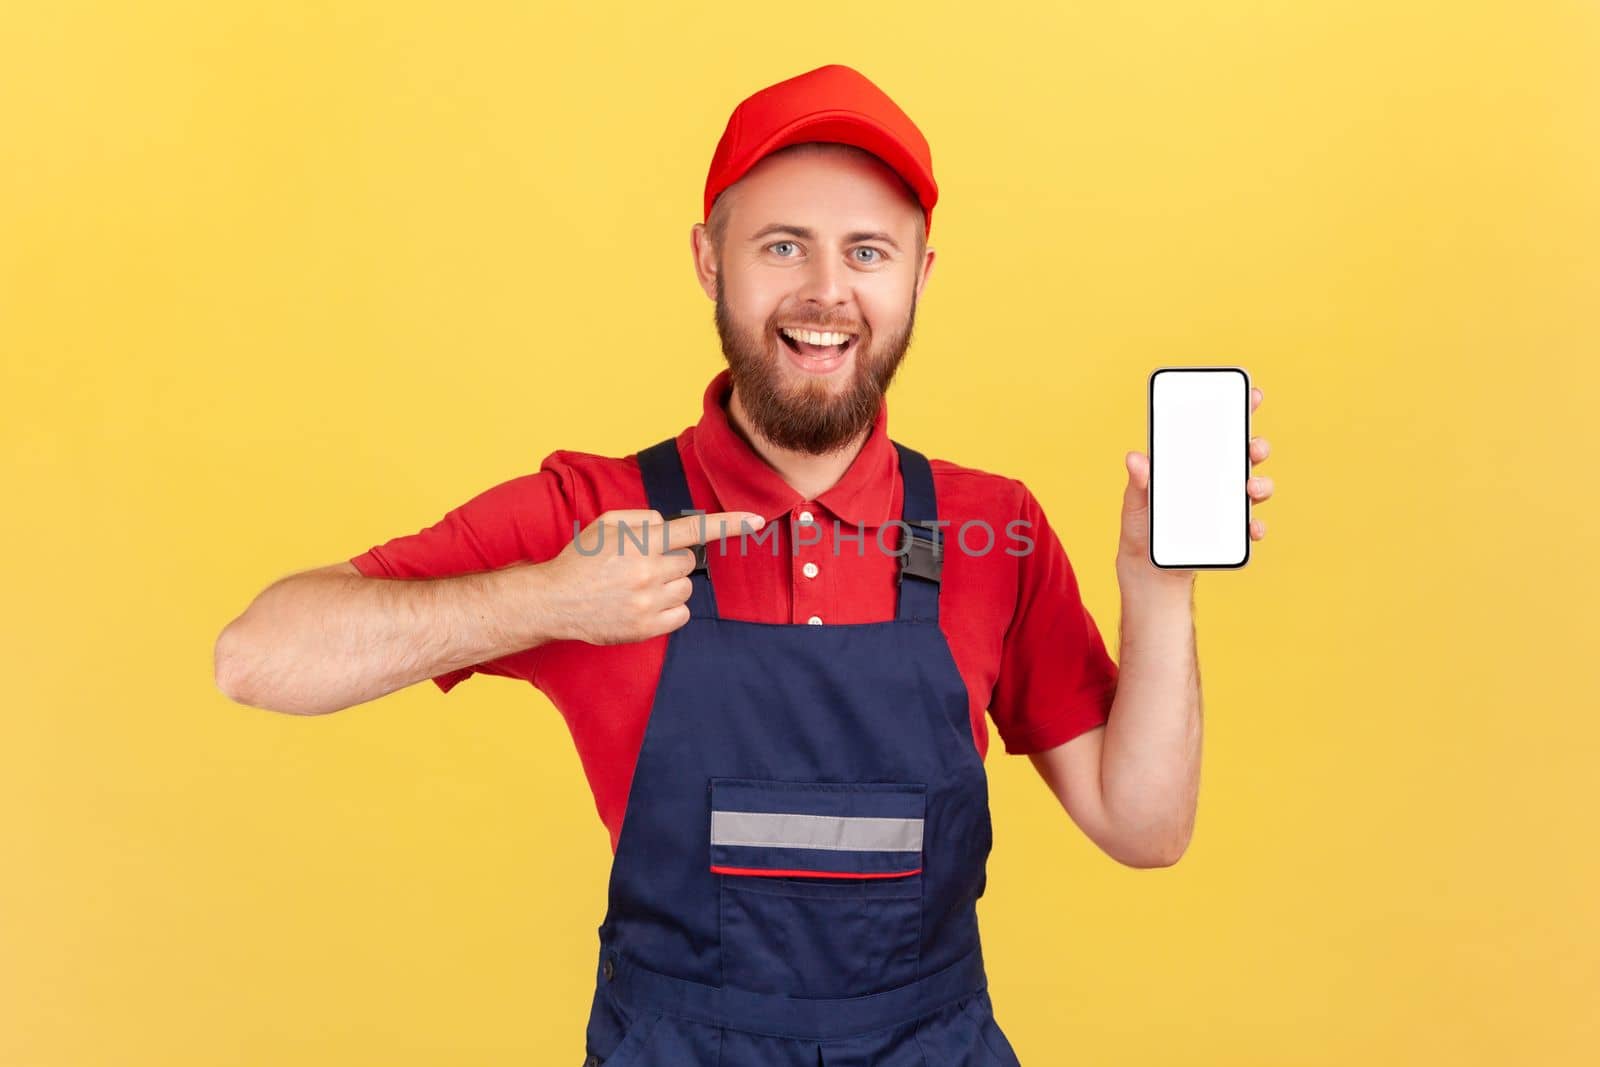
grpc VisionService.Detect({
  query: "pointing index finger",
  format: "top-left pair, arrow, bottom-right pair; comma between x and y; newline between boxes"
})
660,510 -> 766,551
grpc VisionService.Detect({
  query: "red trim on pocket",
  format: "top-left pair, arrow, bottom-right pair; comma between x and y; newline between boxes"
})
711,864 -> 922,879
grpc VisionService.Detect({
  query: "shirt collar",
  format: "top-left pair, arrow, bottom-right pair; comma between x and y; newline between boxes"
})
690,368 -> 900,529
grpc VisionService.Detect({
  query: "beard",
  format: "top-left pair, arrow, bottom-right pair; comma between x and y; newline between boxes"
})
714,276 -> 918,455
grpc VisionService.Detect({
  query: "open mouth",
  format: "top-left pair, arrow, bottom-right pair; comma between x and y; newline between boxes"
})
777,326 -> 860,364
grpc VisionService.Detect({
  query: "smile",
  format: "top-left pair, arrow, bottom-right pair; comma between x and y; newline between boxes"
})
776,326 -> 860,375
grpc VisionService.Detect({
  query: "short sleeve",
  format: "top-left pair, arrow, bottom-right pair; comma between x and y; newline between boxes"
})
987,483 -> 1120,754
348,460 -> 583,693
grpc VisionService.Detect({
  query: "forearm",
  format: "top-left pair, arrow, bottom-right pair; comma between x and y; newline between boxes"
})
215,562 -> 552,716
1099,566 -> 1203,865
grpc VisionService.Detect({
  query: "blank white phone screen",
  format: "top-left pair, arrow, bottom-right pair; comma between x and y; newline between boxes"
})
1150,368 -> 1249,568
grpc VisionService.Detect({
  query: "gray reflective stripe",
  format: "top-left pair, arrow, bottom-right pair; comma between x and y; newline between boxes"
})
711,811 -> 923,852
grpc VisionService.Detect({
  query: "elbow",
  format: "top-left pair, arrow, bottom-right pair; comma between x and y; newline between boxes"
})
1120,844 -> 1187,869
214,621 -> 322,715
1108,824 -> 1194,870
214,623 -> 253,705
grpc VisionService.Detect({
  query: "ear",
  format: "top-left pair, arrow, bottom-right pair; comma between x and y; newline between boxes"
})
914,245 -> 936,302
690,223 -> 718,301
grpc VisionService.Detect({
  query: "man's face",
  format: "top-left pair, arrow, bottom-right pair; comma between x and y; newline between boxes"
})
696,146 -> 935,455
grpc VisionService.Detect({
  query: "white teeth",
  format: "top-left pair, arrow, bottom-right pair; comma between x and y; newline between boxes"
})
780,327 -> 853,347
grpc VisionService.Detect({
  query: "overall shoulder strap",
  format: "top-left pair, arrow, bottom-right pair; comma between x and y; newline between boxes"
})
892,442 -> 942,623
634,437 -> 718,620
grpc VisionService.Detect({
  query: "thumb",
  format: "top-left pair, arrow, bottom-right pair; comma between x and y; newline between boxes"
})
1123,450 -> 1150,509
1119,450 -> 1152,552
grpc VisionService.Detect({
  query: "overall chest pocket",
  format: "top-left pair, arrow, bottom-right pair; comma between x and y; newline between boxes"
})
710,778 -> 926,999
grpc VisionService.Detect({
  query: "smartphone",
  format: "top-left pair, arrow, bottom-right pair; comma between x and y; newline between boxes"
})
1148,366 -> 1252,569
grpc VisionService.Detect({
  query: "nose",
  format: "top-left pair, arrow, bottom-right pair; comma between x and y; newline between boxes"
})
794,247 -> 849,311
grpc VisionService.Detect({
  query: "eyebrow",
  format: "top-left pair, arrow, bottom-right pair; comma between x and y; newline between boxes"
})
747,223 -> 902,253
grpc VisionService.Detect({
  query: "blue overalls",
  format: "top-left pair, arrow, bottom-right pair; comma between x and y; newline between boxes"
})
580,436 -> 1024,1066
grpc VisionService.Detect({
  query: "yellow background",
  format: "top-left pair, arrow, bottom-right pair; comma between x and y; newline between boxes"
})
4,1 -> 1596,1063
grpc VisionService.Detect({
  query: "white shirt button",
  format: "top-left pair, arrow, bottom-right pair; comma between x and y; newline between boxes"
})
807,615 -> 823,625
802,561 -> 819,579
797,509 -> 815,525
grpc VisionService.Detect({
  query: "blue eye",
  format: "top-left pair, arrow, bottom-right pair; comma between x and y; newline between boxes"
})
854,247 -> 883,263
770,241 -> 798,256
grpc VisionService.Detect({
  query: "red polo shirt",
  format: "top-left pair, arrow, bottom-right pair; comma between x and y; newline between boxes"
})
350,369 -> 1119,852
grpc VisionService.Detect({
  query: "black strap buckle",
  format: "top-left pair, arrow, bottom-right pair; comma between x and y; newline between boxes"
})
671,509 -> 709,573
898,520 -> 944,585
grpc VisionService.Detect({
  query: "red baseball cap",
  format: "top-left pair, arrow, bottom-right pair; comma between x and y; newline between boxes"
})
704,64 -> 938,238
